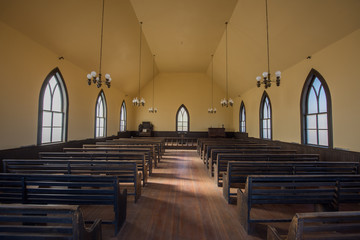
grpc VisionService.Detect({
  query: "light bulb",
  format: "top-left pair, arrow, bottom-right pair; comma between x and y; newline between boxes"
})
87,74 -> 92,79
105,73 -> 110,79
262,72 -> 268,78
91,71 -> 96,77
275,71 -> 281,77
256,76 -> 262,82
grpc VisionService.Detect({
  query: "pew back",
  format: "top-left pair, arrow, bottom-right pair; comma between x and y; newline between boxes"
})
0,173 -> 127,235
215,153 -> 320,186
237,174 -> 360,234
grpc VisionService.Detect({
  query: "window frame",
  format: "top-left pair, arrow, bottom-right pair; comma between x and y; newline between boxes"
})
176,104 -> 190,133
37,67 -> 68,145
239,101 -> 246,133
94,90 -> 107,138
259,91 -> 272,140
120,100 -> 127,132
300,68 -> 333,148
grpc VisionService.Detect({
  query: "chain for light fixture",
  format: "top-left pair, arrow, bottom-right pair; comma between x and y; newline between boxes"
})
256,0 -> 281,89
149,55 -> 158,113
208,55 -> 216,113
221,22 -> 233,107
133,22 -> 145,107
87,0 -> 111,88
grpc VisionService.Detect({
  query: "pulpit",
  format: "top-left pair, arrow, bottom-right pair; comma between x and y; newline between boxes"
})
208,127 -> 225,138
138,121 -> 153,137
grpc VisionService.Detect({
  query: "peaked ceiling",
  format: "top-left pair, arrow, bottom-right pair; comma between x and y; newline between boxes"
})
130,0 -> 237,73
0,0 -> 360,96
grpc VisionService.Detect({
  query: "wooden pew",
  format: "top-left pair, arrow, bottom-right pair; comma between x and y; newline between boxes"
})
223,161 -> 359,203
64,147 -> 155,173
196,138 -> 251,158
83,144 -> 159,168
0,173 -> 127,235
267,211 -> 360,240
39,151 -> 148,186
207,149 -> 296,177
109,138 -> 165,159
200,140 -> 255,160
98,140 -> 162,163
204,144 -> 277,164
0,204 -> 102,240
3,159 -> 141,203
215,153 -> 320,186
237,174 -> 360,234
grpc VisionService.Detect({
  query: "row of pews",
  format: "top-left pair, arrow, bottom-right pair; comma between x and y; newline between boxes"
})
0,137 -> 165,239
197,137 -> 360,239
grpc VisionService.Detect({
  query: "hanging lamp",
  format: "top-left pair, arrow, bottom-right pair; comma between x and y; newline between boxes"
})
133,22 -> 145,106
256,0 -> 281,88
149,55 -> 158,113
221,22 -> 233,107
86,0 -> 111,88
208,54 -> 216,113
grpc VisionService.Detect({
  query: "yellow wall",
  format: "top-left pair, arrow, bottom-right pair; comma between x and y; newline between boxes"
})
0,21 -> 134,150
233,28 -> 360,152
134,72 -> 233,132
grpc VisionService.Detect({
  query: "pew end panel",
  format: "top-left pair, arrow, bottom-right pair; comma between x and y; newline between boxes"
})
0,204 -> 103,240
267,211 -> 360,240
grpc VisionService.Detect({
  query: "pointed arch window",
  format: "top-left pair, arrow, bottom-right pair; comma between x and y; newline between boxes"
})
240,101 -> 246,133
176,105 -> 189,132
260,92 -> 272,140
301,69 -> 332,147
38,68 -> 68,145
95,91 -> 107,138
120,100 -> 127,132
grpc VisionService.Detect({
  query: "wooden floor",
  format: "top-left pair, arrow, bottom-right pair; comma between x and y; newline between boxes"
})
95,150 -> 261,240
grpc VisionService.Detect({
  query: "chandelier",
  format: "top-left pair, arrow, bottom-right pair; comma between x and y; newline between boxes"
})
208,55 -> 216,114
256,0 -> 281,89
86,0 -> 111,88
221,22 -> 233,107
149,55 -> 158,113
133,22 -> 145,107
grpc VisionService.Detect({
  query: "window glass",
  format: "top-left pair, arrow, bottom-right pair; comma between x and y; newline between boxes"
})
95,91 -> 106,138
176,105 -> 189,132
38,69 -> 67,144
260,93 -> 272,140
302,70 -> 332,147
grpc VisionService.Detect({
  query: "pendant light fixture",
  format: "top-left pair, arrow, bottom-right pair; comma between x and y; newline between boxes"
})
149,55 -> 157,113
256,0 -> 281,88
86,0 -> 111,88
221,22 -> 233,107
133,22 -> 145,107
208,54 -> 216,114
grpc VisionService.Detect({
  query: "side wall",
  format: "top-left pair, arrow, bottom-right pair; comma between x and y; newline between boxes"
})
232,28 -> 360,152
0,21 -> 135,150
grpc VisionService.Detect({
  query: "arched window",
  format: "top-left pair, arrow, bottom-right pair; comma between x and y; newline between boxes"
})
239,101 -> 246,133
38,68 -> 68,145
301,69 -> 332,147
95,90 -> 107,138
120,100 -> 127,132
260,91 -> 272,140
176,104 -> 189,133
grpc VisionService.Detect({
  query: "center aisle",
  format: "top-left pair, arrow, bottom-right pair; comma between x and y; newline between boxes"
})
114,149 -> 261,240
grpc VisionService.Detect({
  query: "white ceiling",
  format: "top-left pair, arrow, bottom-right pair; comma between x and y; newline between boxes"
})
0,0 -> 360,96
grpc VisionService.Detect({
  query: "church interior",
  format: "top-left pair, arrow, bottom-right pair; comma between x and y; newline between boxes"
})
1,0 -> 360,239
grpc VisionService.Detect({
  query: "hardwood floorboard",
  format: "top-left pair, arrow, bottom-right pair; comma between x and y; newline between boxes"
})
100,150 -> 262,240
